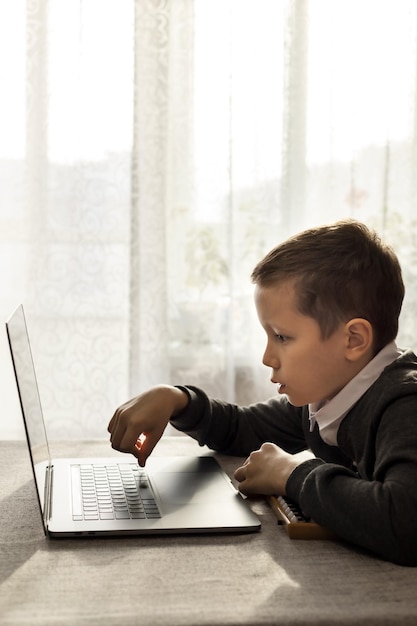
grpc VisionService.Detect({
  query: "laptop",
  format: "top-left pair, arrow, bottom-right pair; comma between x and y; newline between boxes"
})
6,305 -> 261,538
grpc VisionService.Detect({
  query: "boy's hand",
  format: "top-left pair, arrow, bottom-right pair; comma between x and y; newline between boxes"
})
233,442 -> 303,496
108,385 -> 189,466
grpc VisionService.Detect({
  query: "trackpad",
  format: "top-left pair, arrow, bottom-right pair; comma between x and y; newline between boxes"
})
152,471 -> 234,505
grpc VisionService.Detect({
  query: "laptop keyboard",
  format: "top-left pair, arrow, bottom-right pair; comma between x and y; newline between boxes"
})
71,463 -> 160,521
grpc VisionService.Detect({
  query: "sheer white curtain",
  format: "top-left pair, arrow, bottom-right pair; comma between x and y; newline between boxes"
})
1,0 -> 417,439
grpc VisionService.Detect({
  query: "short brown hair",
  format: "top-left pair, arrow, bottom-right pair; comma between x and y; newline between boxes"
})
251,220 -> 404,353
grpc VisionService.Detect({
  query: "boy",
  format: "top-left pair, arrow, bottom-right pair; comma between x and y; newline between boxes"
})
108,220 -> 417,565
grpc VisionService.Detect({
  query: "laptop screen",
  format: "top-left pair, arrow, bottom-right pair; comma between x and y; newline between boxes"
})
6,305 -> 51,496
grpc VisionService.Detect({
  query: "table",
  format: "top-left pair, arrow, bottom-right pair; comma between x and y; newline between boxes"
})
1,437 -> 417,626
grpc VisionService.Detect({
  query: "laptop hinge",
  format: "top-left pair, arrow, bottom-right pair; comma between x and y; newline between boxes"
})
44,464 -> 54,528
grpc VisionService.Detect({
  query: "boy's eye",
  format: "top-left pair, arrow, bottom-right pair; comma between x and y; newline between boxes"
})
275,334 -> 288,343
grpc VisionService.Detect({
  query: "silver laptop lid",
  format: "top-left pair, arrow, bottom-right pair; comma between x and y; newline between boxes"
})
6,305 -> 51,533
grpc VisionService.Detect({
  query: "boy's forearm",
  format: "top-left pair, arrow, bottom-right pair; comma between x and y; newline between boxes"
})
170,386 -> 307,457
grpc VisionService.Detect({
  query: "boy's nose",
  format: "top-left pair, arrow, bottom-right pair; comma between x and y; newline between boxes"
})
262,344 -> 280,370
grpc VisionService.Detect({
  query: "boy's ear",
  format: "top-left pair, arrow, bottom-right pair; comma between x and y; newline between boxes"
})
344,318 -> 373,360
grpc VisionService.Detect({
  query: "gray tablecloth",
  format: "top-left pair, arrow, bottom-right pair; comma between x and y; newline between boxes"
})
1,437 -> 417,626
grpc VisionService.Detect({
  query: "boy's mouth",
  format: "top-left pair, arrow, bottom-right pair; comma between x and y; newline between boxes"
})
278,383 -> 287,394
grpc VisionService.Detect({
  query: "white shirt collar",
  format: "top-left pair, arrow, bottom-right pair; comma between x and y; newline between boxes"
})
308,341 -> 400,446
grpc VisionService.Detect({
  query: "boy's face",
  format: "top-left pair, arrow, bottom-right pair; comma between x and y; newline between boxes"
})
255,281 -> 355,406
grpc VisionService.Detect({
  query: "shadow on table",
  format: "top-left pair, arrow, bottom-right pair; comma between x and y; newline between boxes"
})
0,480 -> 45,584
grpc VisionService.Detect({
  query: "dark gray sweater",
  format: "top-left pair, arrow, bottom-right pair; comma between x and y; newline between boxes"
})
171,350 -> 417,565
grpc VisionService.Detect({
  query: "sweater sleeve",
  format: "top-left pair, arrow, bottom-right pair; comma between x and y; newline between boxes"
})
286,395 -> 417,566
170,385 -> 308,457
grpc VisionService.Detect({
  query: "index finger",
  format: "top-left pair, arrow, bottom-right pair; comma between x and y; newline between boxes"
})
135,426 -> 166,467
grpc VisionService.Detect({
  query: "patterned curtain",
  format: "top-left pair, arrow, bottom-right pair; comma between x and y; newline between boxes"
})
1,0 -> 417,439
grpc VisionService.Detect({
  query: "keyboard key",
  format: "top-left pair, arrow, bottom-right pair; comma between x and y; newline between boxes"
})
115,511 -> 130,519
100,512 -> 115,520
